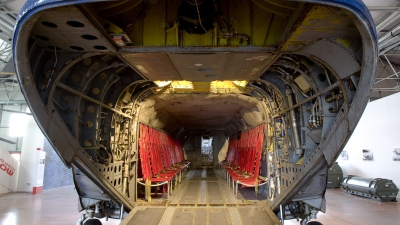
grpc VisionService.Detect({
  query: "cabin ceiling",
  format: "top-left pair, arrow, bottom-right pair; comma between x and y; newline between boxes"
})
139,93 -> 263,136
123,53 -> 275,82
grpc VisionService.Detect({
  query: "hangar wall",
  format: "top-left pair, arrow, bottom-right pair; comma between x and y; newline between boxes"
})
0,147 -> 19,194
42,139 -> 73,190
0,104 -> 28,152
16,116 -> 45,192
338,92 -> 400,197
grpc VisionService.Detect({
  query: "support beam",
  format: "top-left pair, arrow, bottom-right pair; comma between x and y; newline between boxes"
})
376,12 -> 400,32
384,55 -> 399,78
374,57 -> 400,85
0,100 -> 26,105
57,82 -> 132,118
375,77 -> 400,80
0,11 -> 19,14
0,0 -> 15,8
273,82 -> 340,117
372,88 -> 400,91
374,73 -> 400,84
0,108 -> 31,115
380,41 -> 400,55
0,137 -> 16,144
368,6 -> 400,12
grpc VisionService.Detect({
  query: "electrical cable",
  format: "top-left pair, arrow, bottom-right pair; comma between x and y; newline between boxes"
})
158,0 -> 171,27
126,0 -> 159,28
45,46 -> 58,90
193,0 -> 228,39
194,0 -> 214,35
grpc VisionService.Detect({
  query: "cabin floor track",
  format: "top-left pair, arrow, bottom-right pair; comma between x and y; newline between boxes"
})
123,169 -> 282,225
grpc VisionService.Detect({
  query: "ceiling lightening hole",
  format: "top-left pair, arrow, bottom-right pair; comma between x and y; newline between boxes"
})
67,21 -> 85,28
81,34 -> 98,40
318,74 -> 326,82
94,45 -> 107,50
70,46 -> 84,51
194,63 -> 203,66
46,46 -> 61,50
41,21 -> 57,28
34,35 -> 49,41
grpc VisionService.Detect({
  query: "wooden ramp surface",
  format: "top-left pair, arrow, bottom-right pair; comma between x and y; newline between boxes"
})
121,169 -> 282,225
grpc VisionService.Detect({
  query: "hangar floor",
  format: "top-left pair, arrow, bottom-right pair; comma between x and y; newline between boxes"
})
0,169 -> 399,225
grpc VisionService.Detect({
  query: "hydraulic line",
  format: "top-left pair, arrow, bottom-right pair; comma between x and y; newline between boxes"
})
286,86 -> 303,156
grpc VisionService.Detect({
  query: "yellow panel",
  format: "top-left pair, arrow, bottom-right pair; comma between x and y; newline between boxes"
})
210,81 -> 247,93
294,74 -> 312,93
336,38 -> 352,48
155,80 -> 248,94
265,15 -> 287,45
166,24 -> 179,47
143,2 -> 166,46
251,0 -> 295,17
193,82 -> 211,92
182,32 -> 213,46
172,81 -> 193,89
280,5 -> 359,52
252,3 -> 273,45
227,0 -> 252,46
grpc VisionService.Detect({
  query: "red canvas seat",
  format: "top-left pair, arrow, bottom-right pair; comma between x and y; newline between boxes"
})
138,123 -> 190,202
220,124 -> 267,198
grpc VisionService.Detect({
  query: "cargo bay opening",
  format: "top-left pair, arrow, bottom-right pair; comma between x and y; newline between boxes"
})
134,83 -> 271,200
12,0 -> 378,224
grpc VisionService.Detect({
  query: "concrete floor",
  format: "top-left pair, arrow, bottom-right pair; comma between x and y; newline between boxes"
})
1,184 -> 399,225
284,188 -> 400,225
0,186 -> 119,225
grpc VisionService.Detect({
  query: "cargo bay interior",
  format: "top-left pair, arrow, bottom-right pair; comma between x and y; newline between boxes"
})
1,0 -> 400,225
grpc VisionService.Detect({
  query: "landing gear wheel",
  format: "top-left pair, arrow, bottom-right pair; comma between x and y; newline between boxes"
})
307,221 -> 323,225
83,218 -> 102,225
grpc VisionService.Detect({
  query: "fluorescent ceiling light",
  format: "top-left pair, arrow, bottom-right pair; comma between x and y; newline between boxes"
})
9,113 -> 29,137
154,81 -> 172,88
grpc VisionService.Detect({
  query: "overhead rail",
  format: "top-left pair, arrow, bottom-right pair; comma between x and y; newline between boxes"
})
368,6 -> 400,12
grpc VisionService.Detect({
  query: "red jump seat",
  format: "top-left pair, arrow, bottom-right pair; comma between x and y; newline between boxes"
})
219,124 -> 267,198
137,124 -> 190,202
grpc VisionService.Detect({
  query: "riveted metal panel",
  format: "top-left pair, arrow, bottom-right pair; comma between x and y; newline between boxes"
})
123,53 -> 181,80
300,39 -> 361,78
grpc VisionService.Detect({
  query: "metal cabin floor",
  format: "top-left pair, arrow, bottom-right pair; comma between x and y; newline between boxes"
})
124,169 -> 280,225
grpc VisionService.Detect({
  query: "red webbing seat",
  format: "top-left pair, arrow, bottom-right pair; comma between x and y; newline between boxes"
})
137,123 -> 190,201
138,125 -> 151,180
219,139 -> 235,170
221,125 -> 266,197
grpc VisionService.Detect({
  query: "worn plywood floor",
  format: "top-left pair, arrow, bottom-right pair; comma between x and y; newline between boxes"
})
123,169 -> 281,225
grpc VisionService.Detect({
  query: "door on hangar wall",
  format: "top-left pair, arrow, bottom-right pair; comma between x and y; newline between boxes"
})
201,136 -> 213,166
